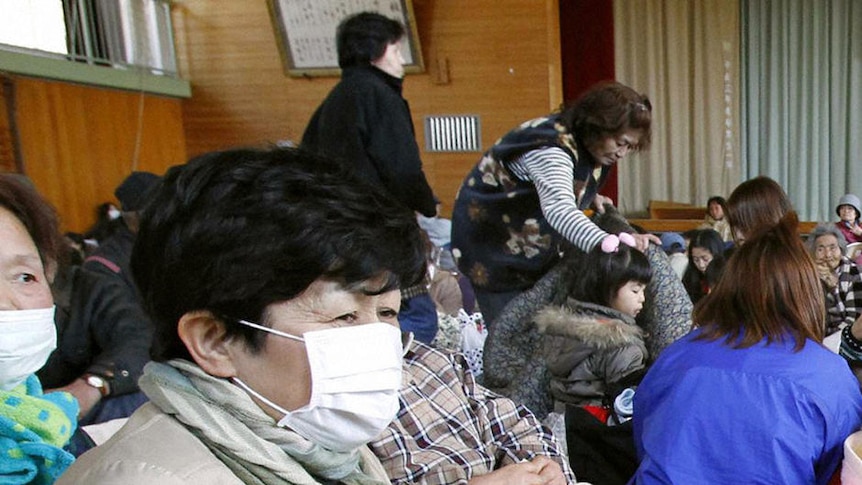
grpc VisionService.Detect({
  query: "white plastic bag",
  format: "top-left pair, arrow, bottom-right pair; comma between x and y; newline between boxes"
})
823,326 -> 844,354
458,309 -> 487,376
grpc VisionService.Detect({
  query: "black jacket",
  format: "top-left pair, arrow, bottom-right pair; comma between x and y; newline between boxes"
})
302,65 -> 436,216
38,265 -> 152,396
83,224 -> 136,291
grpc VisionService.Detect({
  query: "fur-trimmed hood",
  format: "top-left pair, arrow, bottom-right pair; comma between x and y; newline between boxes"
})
535,298 -> 643,349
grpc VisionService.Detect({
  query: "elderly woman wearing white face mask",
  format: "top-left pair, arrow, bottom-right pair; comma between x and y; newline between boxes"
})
0,175 -> 78,483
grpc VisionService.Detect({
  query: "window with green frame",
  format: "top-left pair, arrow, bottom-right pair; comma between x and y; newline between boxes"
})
0,0 -> 190,98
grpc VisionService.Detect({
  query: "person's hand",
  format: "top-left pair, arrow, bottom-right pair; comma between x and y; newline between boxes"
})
592,194 -> 614,214
601,233 -> 659,253
468,456 -> 565,485
533,456 -> 567,485
816,263 -> 838,289
50,378 -> 102,419
632,232 -> 661,252
852,222 -> 862,236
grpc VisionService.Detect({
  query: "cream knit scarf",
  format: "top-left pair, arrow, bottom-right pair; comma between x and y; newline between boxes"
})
138,360 -> 389,485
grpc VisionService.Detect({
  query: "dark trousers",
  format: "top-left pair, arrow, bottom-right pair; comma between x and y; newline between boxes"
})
472,288 -> 522,329
565,405 -> 638,485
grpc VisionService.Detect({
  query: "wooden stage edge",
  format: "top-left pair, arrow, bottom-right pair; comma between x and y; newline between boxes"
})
628,219 -> 819,235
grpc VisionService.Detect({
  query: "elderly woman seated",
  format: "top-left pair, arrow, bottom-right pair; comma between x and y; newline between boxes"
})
835,194 -> 862,245
806,224 -> 862,337
0,175 -> 78,483
58,147 -> 571,484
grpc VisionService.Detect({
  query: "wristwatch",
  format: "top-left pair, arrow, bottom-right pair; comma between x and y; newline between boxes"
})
82,374 -> 111,397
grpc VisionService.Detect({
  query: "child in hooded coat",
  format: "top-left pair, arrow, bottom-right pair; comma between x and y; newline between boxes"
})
536,239 -> 651,415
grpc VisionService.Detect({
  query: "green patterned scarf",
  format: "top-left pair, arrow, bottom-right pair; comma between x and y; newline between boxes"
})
0,374 -> 77,484
139,360 -> 390,485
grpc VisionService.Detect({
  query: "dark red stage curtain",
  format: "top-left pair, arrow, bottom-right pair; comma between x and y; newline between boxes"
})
559,0 -> 617,204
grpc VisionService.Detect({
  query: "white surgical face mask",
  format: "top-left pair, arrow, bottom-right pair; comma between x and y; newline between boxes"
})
232,321 -> 403,452
0,306 -> 57,391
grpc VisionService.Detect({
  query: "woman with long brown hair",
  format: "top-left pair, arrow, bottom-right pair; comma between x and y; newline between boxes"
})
631,177 -> 862,483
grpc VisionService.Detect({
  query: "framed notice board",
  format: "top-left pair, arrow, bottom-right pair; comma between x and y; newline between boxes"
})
267,0 -> 424,77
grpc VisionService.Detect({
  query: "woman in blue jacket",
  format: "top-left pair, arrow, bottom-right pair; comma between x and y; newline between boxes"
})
632,186 -> 862,483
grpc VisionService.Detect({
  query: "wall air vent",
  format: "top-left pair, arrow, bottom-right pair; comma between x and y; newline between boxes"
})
423,115 -> 481,152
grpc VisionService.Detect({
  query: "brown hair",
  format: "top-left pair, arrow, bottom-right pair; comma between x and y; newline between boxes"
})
561,81 -> 653,152
726,176 -> 793,244
0,174 -> 64,272
694,211 -> 824,350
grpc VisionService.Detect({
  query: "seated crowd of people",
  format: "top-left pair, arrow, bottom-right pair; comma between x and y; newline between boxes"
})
4,10 -> 862,485
2,149 -> 573,485
9,155 -> 862,485
659,191 -> 862,349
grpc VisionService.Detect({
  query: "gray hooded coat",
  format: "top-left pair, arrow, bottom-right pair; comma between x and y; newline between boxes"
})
536,299 -> 647,408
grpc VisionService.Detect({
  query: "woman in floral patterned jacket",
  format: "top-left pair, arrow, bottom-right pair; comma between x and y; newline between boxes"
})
451,82 -> 658,328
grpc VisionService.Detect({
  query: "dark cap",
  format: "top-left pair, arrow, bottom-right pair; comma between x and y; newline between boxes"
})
115,171 -> 161,212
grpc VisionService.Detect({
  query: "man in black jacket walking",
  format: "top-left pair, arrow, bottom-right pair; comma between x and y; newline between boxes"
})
303,12 -> 440,343
302,11 -> 437,218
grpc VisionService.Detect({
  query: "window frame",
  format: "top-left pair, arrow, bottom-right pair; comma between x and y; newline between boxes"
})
0,0 -> 190,98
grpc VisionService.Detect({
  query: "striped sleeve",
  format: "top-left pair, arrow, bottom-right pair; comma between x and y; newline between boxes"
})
511,147 -> 608,252
840,324 -> 862,362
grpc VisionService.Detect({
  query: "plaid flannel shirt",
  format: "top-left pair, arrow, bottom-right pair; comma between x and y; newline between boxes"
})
370,340 -> 575,484
826,257 -> 862,335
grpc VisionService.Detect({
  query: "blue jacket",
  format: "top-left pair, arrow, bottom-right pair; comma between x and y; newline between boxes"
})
632,328 -> 862,484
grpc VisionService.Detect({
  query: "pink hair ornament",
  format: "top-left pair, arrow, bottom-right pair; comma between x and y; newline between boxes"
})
600,233 -> 637,253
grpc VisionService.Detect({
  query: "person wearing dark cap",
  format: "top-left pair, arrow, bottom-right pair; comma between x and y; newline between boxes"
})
40,172 -> 162,435
115,171 -> 161,212
84,171 -> 161,288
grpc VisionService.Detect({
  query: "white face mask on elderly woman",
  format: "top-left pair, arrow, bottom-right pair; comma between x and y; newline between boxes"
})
0,306 -> 57,391
232,321 -> 403,452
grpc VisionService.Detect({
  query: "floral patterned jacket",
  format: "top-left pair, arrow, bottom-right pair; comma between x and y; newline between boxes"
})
451,114 -> 609,293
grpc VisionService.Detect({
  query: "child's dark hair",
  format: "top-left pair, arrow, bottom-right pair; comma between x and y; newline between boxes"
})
563,244 -> 652,307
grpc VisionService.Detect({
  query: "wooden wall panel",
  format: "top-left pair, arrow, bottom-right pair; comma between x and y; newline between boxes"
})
174,0 -> 561,216
0,78 -> 18,172
13,76 -> 187,232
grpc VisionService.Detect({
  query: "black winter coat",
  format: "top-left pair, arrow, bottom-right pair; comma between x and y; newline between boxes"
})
302,65 -> 436,216
39,265 -> 152,396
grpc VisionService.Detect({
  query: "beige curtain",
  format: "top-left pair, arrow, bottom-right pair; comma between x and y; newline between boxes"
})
613,0 -> 740,216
